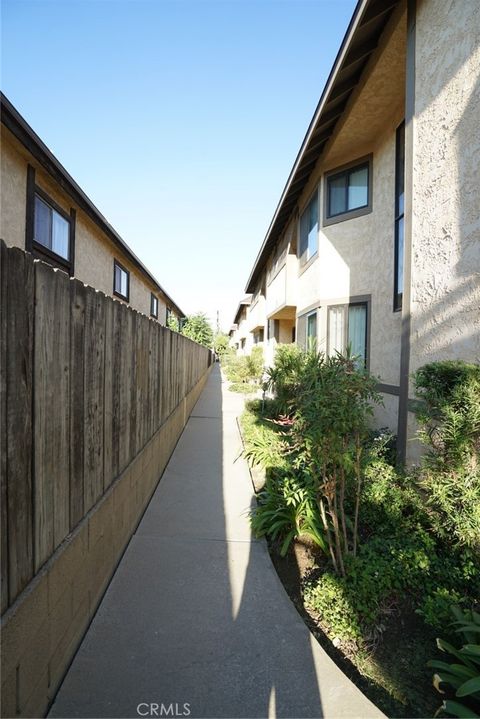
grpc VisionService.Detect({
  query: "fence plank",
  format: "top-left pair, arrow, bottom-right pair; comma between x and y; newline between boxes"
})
7,248 -> 34,599
84,287 -> 105,512
34,263 -> 70,571
103,298 -> 114,490
111,300 -> 122,479
119,303 -> 132,473
0,241 -> 9,612
70,279 -> 86,529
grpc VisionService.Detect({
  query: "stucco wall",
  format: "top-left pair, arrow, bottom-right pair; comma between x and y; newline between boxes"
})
288,5 -> 407,387
409,0 -> 480,387
0,128 -> 172,323
0,132 -> 27,248
293,123 -> 404,385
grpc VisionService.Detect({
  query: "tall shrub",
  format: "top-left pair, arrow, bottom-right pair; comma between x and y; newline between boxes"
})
292,350 -> 380,576
414,361 -> 480,549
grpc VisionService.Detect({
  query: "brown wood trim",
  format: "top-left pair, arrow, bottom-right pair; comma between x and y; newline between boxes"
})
377,382 -> 400,396
25,165 -> 35,252
397,0 -> 416,465
69,209 -> 76,277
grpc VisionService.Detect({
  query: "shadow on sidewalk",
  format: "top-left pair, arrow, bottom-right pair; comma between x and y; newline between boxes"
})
48,365 -> 324,718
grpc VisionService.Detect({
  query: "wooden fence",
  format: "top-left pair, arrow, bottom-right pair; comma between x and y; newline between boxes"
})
0,240 -> 212,614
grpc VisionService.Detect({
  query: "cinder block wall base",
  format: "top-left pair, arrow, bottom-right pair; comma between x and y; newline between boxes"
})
0,367 -> 211,719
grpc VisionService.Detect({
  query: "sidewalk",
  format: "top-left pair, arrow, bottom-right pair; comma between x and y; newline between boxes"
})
49,365 -> 383,719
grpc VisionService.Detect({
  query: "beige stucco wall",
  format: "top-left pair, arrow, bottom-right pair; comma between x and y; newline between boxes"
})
290,4 -> 406,387
0,128 -> 171,323
0,131 -> 27,248
409,0 -> 480,387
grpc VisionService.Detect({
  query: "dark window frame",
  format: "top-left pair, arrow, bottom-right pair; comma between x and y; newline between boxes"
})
323,155 -> 373,227
25,165 -> 75,275
306,310 -> 317,350
298,188 -> 319,267
113,259 -> 130,302
394,122 -> 405,312
327,300 -> 370,369
150,293 -> 158,319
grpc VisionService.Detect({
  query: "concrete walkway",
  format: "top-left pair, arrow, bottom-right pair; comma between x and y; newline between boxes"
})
49,366 -> 383,719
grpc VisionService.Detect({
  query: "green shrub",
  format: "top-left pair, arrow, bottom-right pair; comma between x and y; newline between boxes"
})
304,572 -> 363,641
292,349 -> 380,575
414,360 -> 480,470
414,360 -> 480,550
246,346 -> 264,383
264,344 -> 305,415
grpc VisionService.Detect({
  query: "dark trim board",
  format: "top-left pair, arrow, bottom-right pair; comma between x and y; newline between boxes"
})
397,0 -> 416,465
25,164 -> 75,275
377,383 -> 400,396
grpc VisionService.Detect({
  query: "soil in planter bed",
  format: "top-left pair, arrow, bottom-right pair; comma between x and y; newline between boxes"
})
268,537 -> 440,719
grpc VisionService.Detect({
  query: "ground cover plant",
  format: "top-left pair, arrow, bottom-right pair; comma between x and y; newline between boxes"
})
241,349 -> 480,718
222,346 -> 264,393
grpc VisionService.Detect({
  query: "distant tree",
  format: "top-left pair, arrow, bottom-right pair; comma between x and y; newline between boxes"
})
214,333 -> 231,358
181,313 -> 214,348
167,314 -> 180,333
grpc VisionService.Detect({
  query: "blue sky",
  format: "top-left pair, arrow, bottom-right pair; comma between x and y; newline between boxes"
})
1,0 -> 356,331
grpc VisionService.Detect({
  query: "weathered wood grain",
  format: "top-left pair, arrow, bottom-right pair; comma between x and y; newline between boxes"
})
84,287 -> 105,513
103,297 -> 114,490
0,241 -> 9,612
34,262 -> 70,571
70,278 -> 86,529
6,248 -> 34,599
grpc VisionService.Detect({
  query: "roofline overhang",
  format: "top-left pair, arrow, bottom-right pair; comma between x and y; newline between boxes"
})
0,92 -> 185,319
232,295 -> 252,325
245,0 -> 399,294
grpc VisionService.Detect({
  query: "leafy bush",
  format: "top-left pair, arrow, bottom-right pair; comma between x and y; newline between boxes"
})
223,347 -> 264,386
246,346 -> 264,383
414,361 -> 480,466
229,383 -> 257,394
264,344 -> 304,415
292,349 -> 380,576
428,606 -> 480,717
242,402 -> 326,555
414,360 -> 480,550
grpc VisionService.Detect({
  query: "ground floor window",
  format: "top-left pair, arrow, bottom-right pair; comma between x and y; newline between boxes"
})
306,311 -> 317,350
327,302 -> 368,367
253,328 -> 264,344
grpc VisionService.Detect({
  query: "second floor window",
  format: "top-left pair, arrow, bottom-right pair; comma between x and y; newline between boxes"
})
325,158 -> 371,224
113,260 -> 129,301
299,192 -> 318,265
151,293 -> 158,318
34,194 -> 70,261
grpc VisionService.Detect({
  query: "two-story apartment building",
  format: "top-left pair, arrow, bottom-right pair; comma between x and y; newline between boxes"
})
232,0 -> 480,462
229,296 -> 252,354
0,93 -> 184,325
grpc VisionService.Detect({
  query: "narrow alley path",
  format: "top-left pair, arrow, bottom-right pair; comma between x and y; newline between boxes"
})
49,366 -> 383,719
